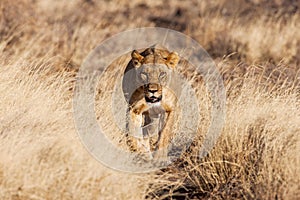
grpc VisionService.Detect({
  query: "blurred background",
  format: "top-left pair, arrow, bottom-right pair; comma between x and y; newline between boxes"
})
1,0 -> 299,68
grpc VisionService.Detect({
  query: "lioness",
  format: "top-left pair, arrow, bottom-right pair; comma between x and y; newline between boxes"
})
122,46 -> 180,160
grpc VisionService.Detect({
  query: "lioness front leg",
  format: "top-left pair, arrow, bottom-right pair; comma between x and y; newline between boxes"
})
154,109 -> 175,161
128,105 -> 152,159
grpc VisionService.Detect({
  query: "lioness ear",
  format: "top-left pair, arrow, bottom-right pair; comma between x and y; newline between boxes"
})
131,50 -> 144,67
166,52 -> 179,69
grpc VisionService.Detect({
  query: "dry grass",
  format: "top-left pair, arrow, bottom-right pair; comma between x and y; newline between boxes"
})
0,0 -> 299,199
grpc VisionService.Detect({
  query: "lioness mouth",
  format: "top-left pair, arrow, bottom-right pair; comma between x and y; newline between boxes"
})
145,95 -> 162,103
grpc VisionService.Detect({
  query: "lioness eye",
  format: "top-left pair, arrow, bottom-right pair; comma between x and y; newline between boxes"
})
159,72 -> 166,78
133,60 -> 139,66
140,72 -> 148,81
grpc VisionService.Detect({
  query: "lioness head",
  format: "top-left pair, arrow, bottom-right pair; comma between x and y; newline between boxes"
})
131,48 -> 180,103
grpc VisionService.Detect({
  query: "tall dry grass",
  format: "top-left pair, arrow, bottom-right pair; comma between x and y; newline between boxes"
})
0,0 -> 299,199
147,70 -> 299,199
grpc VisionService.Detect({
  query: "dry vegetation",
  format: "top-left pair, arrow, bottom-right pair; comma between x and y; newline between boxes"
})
0,0 -> 299,199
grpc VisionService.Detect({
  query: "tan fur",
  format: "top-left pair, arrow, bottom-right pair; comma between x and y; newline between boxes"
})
123,46 -> 180,160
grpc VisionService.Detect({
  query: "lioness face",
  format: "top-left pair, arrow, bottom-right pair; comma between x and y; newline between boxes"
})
131,49 -> 179,103
139,64 -> 167,103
